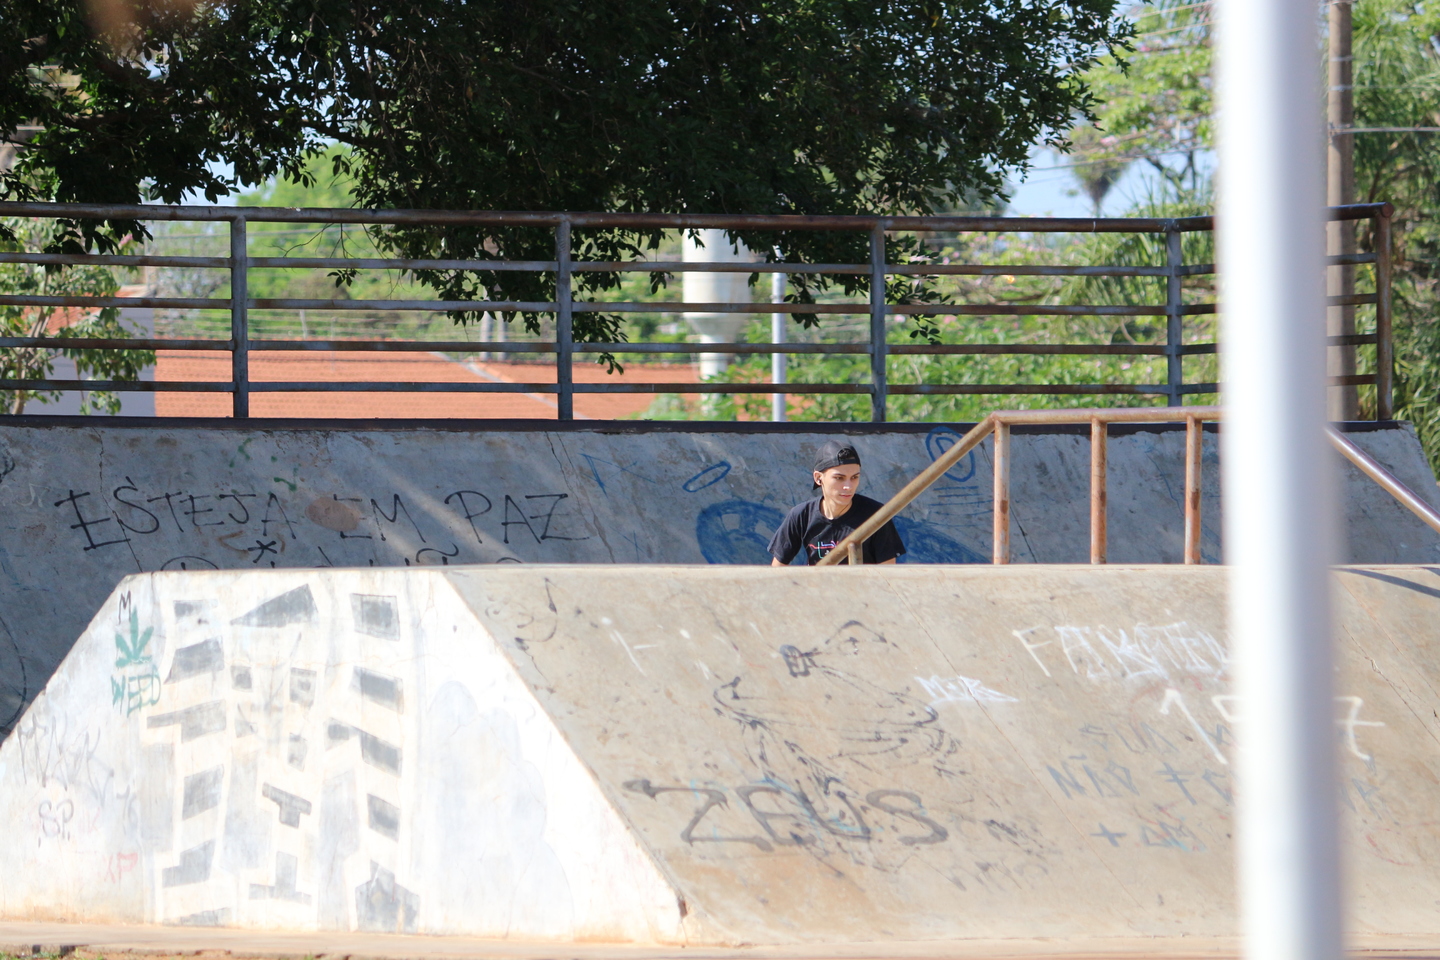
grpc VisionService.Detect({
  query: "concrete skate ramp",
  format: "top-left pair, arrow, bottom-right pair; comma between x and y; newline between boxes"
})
3,419 -> 1438,739
2,564 -> 1439,945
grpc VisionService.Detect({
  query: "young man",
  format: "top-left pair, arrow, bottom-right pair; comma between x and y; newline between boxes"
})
768,440 -> 905,566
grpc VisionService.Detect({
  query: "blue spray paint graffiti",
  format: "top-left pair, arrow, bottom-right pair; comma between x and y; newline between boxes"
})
925,426 -> 977,483
683,462 -> 732,493
892,518 -> 987,564
695,500 -> 785,564
695,500 -> 983,566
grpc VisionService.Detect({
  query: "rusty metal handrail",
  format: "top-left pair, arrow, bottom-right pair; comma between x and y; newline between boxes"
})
1327,429 -> 1440,534
0,201 -> 1396,421
817,407 -> 1220,566
817,407 -> 1440,565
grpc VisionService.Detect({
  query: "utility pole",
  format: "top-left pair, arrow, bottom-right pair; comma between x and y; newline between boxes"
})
1215,0 -> 1341,959
1329,0 -> 1358,420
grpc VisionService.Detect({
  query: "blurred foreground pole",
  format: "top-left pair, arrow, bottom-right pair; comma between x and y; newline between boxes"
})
1214,2 -> 1342,960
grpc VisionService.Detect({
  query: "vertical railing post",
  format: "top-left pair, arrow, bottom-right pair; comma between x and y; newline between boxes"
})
1184,414 -> 1203,564
869,222 -> 888,422
1090,418 -> 1108,563
772,269 -> 787,422
1375,209 -> 1394,420
992,421 -> 1010,564
555,217 -> 574,420
1327,0 -> 1359,423
847,541 -> 862,565
1165,225 -> 1184,407
230,216 -> 249,419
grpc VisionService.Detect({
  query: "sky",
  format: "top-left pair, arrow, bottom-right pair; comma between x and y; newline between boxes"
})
1004,147 -> 1209,218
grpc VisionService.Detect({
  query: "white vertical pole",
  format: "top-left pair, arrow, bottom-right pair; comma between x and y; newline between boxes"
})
1214,7 -> 1341,960
771,270 -> 787,422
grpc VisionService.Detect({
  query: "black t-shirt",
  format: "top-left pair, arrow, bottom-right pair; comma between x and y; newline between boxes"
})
767,494 -> 906,565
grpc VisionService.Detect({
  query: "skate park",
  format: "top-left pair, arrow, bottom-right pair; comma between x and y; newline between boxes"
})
4,392 -> 1440,954
3,0 -> 1439,954
1,197 -> 1438,955
0,558 -> 1432,944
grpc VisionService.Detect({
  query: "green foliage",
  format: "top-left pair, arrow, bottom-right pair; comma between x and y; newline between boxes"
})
692,195 -> 1218,423
1061,0 -> 1440,473
0,216 -> 153,414
1351,0 -> 1440,466
1067,0 -> 1213,195
2,0 -> 1133,348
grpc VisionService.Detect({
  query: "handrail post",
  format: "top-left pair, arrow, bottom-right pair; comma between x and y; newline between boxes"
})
556,217 -> 574,420
992,420 -> 1011,564
869,222 -> 888,423
847,541 -> 862,565
230,216 -> 248,418
1375,209 -> 1394,420
1090,418 -> 1107,563
1184,414 -> 1203,563
1165,225 -> 1184,407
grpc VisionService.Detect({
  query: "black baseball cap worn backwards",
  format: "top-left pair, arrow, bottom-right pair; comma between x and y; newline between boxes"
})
812,440 -> 861,488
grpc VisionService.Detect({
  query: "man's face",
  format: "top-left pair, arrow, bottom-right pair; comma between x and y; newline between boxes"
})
814,464 -> 861,502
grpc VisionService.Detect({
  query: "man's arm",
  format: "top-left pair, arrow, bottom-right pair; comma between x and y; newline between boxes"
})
772,557 -> 786,566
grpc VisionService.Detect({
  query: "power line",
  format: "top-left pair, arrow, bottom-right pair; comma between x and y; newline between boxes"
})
1026,146 -> 1210,173
1332,126 -> 1440,134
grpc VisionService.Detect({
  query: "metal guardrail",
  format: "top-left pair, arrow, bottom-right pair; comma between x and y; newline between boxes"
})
0,201 -> 1395,421
818,406 -> 1440,566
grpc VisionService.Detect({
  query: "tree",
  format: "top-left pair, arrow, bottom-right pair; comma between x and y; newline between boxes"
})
0,217 -> 153,414
1,0 -> 1133,347
1062,0 -> 1440,471
1348,0 -> 1440,464
1062,0 -> 1212,197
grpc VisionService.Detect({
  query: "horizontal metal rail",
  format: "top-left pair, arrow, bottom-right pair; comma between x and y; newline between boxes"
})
0,336 -> 1373,354
0,379 -> 235,392
0,199 -> 1392,228
0,295 -> 1369,315
817,406 -> 1438,566
0,252 -> 1378,272
8,376 -> 1381,397
0,253 -> 1372,274
0,202 -> 1395,421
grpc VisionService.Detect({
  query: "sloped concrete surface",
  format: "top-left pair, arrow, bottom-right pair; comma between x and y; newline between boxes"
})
4,564 -> 1440,944
0,569 -> 687,943
2,420 -> 1437,738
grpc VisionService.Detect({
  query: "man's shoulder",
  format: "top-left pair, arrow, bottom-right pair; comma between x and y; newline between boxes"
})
783,497 -> 821,523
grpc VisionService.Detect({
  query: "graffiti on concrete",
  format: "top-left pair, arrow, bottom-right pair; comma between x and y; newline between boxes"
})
112,606 -> 161,716
695,500 -> 785,565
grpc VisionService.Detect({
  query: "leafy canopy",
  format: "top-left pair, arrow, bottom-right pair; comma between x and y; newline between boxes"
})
2,0 -> 1133,342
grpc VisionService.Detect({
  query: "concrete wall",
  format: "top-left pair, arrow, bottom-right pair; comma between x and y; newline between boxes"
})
5,563 -> 1440,943
0,569 -> 689,941
1,418 -> 1436,737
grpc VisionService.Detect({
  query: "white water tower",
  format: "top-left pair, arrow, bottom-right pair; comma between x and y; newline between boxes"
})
682,230 -> 757,379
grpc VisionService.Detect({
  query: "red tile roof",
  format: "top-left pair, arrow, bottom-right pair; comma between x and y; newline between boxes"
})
153,350 -> 701,419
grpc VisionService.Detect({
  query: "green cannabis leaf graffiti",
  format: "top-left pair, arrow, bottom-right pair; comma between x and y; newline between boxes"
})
114,609 -> 153,669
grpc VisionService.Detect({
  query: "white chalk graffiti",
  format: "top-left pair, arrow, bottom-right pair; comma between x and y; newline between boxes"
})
1012,628 -> 1052,678
915,674 -> 1019,705
1014,621 -> 1229,685
1158,688 -> 1228,765
1200,694 -> 1383,763
601,616 -> 647,675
